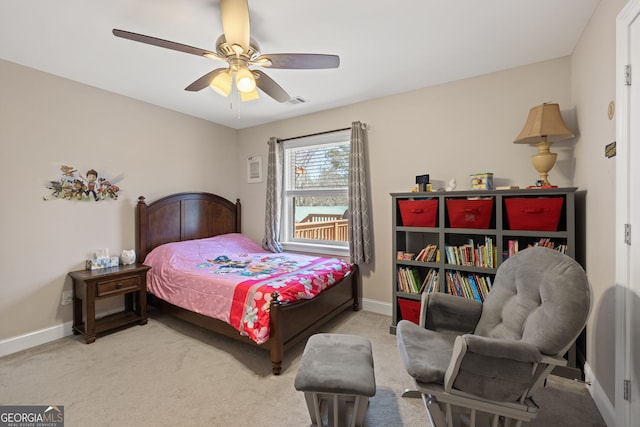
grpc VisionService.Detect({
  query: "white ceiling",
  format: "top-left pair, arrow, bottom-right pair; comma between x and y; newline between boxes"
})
0,0 -> 600,130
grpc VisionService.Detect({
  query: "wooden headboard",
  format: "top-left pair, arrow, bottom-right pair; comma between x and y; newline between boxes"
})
136,192 -> 241,261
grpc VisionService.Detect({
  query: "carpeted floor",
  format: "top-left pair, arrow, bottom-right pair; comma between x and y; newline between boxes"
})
0,309 -> 606,426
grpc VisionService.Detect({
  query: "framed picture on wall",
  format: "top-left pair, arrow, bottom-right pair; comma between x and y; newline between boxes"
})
247,156 -> 262,183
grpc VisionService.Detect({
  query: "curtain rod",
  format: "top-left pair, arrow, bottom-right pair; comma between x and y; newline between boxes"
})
279,126 -> 351,142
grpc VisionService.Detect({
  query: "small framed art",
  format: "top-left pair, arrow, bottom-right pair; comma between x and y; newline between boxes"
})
247,156 -> 262,183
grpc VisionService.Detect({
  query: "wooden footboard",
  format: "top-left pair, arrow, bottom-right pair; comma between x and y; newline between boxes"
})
269,264 -> 359,374
137,192 -> 359,375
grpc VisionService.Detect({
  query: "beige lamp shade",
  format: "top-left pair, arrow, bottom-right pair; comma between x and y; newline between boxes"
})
514,103 -> 574,185
514,103 -> 574,144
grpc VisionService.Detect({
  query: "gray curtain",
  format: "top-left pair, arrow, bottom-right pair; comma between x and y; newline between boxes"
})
262,137 -> 284,252
348,121 -> 372,264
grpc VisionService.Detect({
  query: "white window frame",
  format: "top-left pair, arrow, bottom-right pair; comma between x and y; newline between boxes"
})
281,129 -> 351,256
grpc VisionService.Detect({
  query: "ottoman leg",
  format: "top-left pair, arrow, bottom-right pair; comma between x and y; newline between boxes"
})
328,394 -> 340,427
304,392 -> 323,425
351,395 -> 369,427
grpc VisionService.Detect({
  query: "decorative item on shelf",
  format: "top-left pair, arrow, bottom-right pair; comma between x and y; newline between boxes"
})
415,174 -> 430,192
514,103 -> 574,186
445,178 -> 457,191
470,173 -> 494,190
120,249 -> 136,265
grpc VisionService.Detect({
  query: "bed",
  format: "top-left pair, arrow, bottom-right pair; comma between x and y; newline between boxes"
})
136,192 -> 359,375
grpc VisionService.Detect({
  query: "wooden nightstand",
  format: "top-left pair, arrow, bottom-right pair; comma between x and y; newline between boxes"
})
69,263 -> 151,343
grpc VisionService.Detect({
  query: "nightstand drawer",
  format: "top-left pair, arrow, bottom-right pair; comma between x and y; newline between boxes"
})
97,275 -> 140,296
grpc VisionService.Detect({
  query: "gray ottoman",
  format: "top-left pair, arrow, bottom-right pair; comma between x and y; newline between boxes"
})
294,333 -> 376,427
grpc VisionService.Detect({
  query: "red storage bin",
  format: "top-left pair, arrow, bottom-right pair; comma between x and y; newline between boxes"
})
398,199 -> 438,227
398,298 -> 421,324
446,198 -> 494,229
505,197 -> 564,231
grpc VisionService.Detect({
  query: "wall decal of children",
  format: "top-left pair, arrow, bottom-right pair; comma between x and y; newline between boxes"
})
85,169 -> 99,201
44,164 -> 122,201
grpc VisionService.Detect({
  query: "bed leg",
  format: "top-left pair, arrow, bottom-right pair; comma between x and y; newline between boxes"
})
351,264 -> 360,311
270,292 -> 284,375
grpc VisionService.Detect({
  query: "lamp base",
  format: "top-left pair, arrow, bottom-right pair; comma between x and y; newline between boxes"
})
531,139 -> 557,186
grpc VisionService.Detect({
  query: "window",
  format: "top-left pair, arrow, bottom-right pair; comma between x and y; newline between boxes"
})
281,130 -> 350,255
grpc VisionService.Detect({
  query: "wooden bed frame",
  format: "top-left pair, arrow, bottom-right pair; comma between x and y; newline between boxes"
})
136,192 -> 359,375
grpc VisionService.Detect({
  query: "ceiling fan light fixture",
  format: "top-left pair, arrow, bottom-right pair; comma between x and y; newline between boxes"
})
251,56 -> 272,67
240,88 -> 259,102
113,0 -> 340,104
210,71 -> 232,97
236,67 -> 256,93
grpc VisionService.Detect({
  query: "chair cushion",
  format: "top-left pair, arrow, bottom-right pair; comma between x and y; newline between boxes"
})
474,247 -> 590,356
452,351 -> 536,401
451,335 -> 542,401
396,320 -> 457,384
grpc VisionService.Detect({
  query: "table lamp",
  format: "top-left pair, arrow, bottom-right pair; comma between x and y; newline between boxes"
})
514,103 -> 574,186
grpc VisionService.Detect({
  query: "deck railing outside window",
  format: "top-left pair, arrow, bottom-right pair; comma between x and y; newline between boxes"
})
294,214 -> 348,241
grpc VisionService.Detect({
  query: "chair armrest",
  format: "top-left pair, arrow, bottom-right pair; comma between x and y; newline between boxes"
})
421,292 -> 482,334
443,334 -> 544,402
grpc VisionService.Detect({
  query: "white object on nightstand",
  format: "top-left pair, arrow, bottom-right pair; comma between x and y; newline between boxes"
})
120,249 -> 136,265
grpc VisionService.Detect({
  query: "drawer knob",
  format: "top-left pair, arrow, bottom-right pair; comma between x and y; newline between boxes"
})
116,282 -> 123,289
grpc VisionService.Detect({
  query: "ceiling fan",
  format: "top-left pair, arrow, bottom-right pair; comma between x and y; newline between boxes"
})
113,0 -> 340,103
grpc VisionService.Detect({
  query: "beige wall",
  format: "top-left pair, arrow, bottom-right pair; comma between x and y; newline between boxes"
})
571,0 -> 628,410
0,59 -> 238,339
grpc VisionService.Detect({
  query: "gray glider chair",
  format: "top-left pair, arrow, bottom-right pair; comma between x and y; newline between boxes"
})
396,247 -> 591,427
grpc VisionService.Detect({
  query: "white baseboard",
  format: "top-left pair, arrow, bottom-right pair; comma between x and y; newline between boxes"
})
583,362 -> 615,427
361,297 -> 391,316
0,304 -> 126,358
0,321 -> 73,358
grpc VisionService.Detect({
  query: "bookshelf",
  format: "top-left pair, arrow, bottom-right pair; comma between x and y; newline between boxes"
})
390,187 -> 583,378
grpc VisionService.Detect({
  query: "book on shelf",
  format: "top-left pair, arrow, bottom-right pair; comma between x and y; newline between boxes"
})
420,268 -> 439,294
468,275 -> 481,301
397,251 -> 415,260
445,236 -> 496,268
445,271 -> 492,302
504,239 -> 568,259
398,267 -> 420,293
398,267 -> 438,294
415,244 -> 439,262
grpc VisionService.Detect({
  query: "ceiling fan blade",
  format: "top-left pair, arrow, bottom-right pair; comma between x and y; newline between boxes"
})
220,0 -> 250,52
254,53 -> 340,69
112,29 -> 224,60
185,68 -> 228,92
254,70 -> 291,103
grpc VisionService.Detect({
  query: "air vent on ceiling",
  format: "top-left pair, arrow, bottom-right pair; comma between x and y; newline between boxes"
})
288,96 -> 308,104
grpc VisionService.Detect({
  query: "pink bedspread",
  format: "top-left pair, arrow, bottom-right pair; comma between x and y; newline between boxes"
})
144,233 -> 352,344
